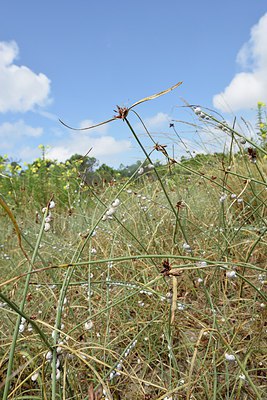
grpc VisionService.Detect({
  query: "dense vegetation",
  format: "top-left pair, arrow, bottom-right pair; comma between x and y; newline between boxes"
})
0,98 -> 266,399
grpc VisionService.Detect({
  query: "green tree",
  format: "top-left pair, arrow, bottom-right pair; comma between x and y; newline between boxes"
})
96,163 -> 117,183
66,154 -> 98,185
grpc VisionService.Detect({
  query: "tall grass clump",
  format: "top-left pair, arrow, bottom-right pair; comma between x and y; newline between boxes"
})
0,83 -> 266,399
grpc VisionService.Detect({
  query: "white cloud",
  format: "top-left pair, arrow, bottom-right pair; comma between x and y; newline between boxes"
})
79,119 -> 109,134
48,135 -> 131,162
47,117 -> 131,163
135,112 -> 170,131
144,112 -> 170,129
0,41 -> 51,113
37,110 -> 59,121
0,120 -> 43,148
18,145 -> 42,161
213,13 -> 267,112
0,116 -> 131,166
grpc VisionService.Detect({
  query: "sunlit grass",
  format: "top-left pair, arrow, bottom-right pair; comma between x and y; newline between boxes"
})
0,97 -> 267,399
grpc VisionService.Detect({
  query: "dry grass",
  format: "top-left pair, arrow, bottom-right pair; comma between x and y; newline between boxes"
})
1,107 -> 267,399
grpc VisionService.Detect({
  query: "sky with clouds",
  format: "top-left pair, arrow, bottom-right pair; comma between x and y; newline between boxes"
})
0,1 -> 267,167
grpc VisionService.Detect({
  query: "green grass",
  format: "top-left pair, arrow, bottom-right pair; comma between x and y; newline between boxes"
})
0,100 -> 267,400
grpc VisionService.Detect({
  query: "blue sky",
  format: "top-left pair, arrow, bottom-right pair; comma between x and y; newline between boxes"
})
0,1 -> 267,167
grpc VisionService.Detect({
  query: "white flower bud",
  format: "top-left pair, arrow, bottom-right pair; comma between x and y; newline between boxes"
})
44,222 -> 51,232
31,372 -> 39,382
183,243 -> 191,252
196,261 -> 207,267
226,270 -> 237,279
239,138 -> 246,145
84,320 -> 93,330
220,194 -> 227,203
194,107 -> 202,115
49,200 -> 56,209
45,351 -> 53,361
225,353 -> 236,361
112,198 -> 120,207
56,368 -> 60,380
106,207 -> 116,216
116,363 -> 123,370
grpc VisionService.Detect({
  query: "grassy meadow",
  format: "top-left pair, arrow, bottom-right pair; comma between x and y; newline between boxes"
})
0,97 -> 267,399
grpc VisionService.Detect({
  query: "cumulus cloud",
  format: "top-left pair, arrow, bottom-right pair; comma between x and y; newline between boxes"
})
0,120 -> 43,149
18,145 -> 42,161
0,41 -> 51,113
48,135 -> 131,162
0,116 -> 131,165
213,13 -> 267,112
79,119 -> 109,134
144,112 -> 170,129
135,112 -> 170,131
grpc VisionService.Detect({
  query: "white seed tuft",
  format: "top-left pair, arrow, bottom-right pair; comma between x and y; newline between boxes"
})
84,320 -> 93,330
44,222 -> 51,232
226,270 -> 237,279
31,372 -> 39,382
112,198 -> 120,207
49,200 -> 56,209
225,353 -> 236,361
